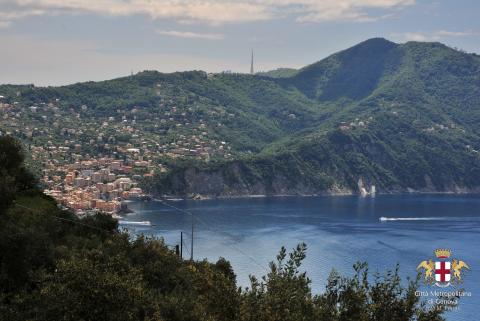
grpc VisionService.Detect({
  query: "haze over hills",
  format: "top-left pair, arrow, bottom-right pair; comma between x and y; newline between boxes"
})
2,38 -> 480,197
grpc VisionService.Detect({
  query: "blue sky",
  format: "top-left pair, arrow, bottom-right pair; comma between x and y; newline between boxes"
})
1,0 -> 479,86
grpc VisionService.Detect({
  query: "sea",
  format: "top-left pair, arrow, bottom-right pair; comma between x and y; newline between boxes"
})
119,194 -> 479,321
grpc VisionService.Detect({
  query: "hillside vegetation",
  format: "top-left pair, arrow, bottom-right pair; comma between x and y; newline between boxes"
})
2,38 -> 480,197
0,135 -> 449,321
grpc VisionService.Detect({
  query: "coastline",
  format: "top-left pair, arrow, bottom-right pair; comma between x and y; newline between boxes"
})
110,189 -> 480,221
148,189 -> 480,202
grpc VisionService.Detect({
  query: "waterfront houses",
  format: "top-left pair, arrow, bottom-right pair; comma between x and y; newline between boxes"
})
0,95 -> 232,215
43,157 -> 147,215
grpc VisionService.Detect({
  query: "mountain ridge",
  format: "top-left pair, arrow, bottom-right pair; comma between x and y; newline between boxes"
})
2,38 -> 480,197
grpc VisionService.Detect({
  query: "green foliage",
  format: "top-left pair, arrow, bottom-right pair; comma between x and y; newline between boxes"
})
256,68 -> 298,78
141,39 -> 480,196
3,38 -> 480,195
0,137 -> 449,321
0,136 -> 37,214
287,38 -> 399,101
240,244 -> 447,321
0,196 -> 240,321
240,243 -> 314,321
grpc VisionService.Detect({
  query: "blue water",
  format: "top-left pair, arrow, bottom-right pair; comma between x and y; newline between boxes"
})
121,194 -> 480,321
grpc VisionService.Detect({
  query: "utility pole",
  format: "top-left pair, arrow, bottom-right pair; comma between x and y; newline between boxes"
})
190,218 -> 194,261
180,231 -> 183,259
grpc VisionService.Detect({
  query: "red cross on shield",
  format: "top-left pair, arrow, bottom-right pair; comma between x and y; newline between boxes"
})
435,261 -> 451,283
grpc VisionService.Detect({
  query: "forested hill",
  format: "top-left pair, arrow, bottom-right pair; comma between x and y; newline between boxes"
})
2,38 -> 480,197
0,135 -> 452,320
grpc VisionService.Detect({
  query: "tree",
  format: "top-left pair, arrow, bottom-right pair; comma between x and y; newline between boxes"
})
0,136 -> 36,214
0,137 -> 450,321
240,244 -> 448,321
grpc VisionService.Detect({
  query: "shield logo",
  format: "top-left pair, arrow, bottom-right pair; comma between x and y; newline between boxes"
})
434,261 -> 451,285
417,249 -> 470,287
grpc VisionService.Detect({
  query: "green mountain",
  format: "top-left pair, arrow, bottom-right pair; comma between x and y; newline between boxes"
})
0,135 -> 447,320
256,68 -> 298,78
147,38 -> 480,197
2,38 -> 480,197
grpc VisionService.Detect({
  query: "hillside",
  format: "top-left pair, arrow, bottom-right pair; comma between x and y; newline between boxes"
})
145,38 -> 480,197
2,38 -> 480,197
0,135 -> 450,321
256,68 -> 298,78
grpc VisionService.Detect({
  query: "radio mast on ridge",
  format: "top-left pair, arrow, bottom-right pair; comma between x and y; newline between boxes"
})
250,50 -> 254,74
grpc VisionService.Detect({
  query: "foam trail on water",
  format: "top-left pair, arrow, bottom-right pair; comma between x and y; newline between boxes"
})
119,220 -> 152,226
381,217 -> 454,222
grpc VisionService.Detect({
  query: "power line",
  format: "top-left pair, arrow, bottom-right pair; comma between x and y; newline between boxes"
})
14,200 -> 268,272
15,202 -> 180,249
155,198 -> 268,272
182,236 -> 191,258
14,203 -> 110,232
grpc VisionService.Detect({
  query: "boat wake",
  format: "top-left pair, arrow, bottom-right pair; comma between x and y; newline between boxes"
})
379,216 -> 478,222
118,220 -> 152,226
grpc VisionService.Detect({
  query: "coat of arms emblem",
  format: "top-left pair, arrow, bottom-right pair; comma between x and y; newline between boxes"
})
417,249 -> 470,287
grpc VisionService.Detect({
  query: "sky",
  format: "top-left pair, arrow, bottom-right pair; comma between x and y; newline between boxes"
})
0,0 -> 479,86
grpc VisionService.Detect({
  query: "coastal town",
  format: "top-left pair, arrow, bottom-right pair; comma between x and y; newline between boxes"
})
42,156 -> 149,216
1,85 -> 471,215
0,89 -> 234,215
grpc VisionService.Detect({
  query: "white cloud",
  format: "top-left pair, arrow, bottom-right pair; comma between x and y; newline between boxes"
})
3,0 -> 273,24
0,0 -> 415,25
436,30 -> 478,37
0,7 -> 47,29
291,0 -> 414,23
403,32 -> 430,41
391,30 -> 479,42
156,29 -> 224,40
0,21 -> 11,28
